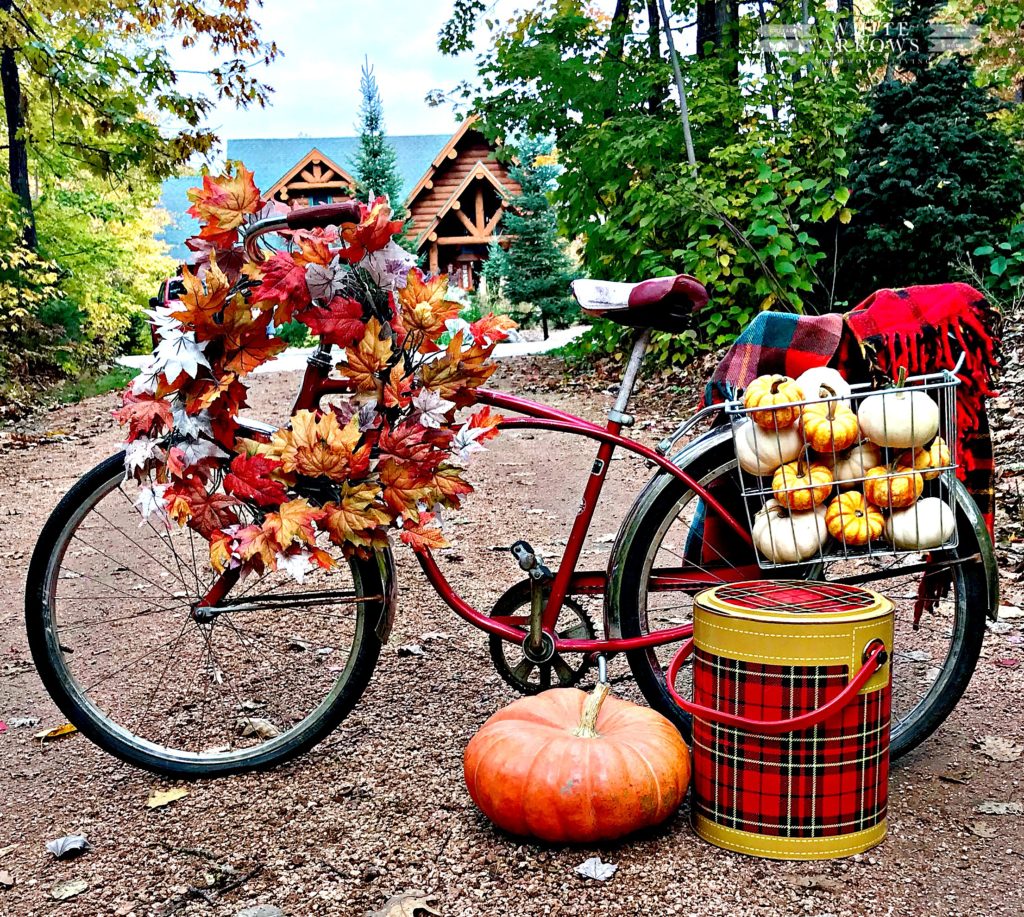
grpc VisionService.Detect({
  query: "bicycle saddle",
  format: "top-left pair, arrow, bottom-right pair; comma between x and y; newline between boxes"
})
571,275 -> 709,334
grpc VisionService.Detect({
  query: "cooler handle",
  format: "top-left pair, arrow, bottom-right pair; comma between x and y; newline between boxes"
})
666,639 -> 888,736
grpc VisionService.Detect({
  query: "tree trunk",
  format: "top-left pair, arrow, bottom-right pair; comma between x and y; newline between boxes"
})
696,1 -> 739,81
606,0 -> 633,64
0,0 -> 35,249
645,0 -> 665,114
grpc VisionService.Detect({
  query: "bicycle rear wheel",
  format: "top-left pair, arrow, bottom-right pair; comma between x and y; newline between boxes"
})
615,435 -> 990,760
25,453 -> 393,778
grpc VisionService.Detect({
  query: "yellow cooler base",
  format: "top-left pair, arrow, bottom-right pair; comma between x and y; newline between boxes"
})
694,814 -> 887,861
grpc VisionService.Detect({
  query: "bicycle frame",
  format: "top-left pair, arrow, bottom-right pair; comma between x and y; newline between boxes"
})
282,329 -> 758,656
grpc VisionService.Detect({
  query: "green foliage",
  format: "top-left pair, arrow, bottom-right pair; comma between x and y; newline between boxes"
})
479,239 -> 510,311
502,137 -> 578,336
835,52 -> 1024,300
972,223 -> 1024,306
444,2 -> 875,361
275,319 -> 314,348
353,60 -> 405,213
52,365 -> 139,406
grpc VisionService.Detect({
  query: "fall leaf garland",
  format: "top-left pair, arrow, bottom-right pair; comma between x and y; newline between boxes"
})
117,162 -> 515,584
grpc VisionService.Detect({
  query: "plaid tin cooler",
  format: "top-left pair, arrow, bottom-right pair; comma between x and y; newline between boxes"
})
667,580 -> 893,860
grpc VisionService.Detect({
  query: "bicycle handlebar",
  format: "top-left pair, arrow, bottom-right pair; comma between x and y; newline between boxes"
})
241,202 -> 363,263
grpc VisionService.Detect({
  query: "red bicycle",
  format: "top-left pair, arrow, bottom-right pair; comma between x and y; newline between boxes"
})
25,204 -> 997,777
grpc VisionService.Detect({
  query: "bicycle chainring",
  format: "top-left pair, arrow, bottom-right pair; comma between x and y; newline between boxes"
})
488,580 -> 596,695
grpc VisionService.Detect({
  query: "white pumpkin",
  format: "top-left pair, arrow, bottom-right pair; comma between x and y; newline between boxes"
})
752,499 -> 828,563
797,366 -> 852,407
735,419 -> 804,476
828,440 -> 883,488
884,497 -> 955,550
857,387 -> 939,449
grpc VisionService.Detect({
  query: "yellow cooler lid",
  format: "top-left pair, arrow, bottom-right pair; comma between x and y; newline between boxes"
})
696,580 -> 892,625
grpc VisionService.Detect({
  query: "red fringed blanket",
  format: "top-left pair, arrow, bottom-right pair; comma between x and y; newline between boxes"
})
706,282 -> 1000,536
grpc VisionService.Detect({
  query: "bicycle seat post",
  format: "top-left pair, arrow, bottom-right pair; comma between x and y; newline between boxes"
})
609,328 -> 652,429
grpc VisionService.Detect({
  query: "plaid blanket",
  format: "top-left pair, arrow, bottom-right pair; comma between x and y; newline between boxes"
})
703,283 -> 999,536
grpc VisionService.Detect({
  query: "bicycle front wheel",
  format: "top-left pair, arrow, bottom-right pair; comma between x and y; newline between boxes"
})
615,436 -> 990,760
26,453 -> 393,778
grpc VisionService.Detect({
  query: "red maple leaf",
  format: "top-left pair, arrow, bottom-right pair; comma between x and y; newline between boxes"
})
186,164 -> 263,248
339,197 -> 404,262
250,251 -> 312,324
466,406 -> 504,443
220,298 -> 287,375
470,313 -> 517,346
224,453 -> 288,507
113,390 -> 173,441
296,297 -> 366,347
378,458 -> 432,516
165,477 -> 240,539
378,421 -> 451,469
399,512 -> 449,553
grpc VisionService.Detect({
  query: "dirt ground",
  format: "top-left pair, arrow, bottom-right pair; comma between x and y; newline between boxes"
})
1,354 -> 1023,917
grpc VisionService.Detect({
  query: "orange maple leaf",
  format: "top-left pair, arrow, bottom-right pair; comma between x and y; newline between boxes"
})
292,229 -> 336,267
170,259 -> 231,339
220,295 -> 287,374
429,464 -> 474,509
263,497 -> 323,548
400,512 -> 449,552
466,406 -> 504,443
271,410 -> 367,481
113,391 -> 173,441
343,318 -> 394,394
320,481 -> 392,551
235,522 -> 281,572
419,332 -> 497,403
378,458 -> 433,516
186,163 -> 262,247
339,197 -> 403,262
209,529 -> 235,573
398,269 -> 461,346
470,313 -> 517,346
381,363 -> 413,410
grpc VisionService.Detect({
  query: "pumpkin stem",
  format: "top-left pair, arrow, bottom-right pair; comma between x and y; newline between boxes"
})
895,366 -> 907,389
573,679 -> 611,739
818,385 -> 837,420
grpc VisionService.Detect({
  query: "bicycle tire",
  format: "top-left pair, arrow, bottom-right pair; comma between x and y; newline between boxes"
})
25,452 -> 393,778
615,436 -> 989,760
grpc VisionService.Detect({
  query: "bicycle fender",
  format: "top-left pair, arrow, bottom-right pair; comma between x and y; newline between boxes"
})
604,426 -> 735,641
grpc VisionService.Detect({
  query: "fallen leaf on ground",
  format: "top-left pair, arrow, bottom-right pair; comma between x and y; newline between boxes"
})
51,878 -> 88,900
575,856 -> 617,881
968,821 -> 998,838
237,717 -> 280,739
46,835 -> 91,859
397,644 -> 425,657
975,801 -> 1024,816
34,722 -> 77,742
0,870 -> 13,888
147,787 -> 189,809
7,716 -> 40,728
367,889 -> 441,917
784,875 -> 843,893
978,736 -> 1024,762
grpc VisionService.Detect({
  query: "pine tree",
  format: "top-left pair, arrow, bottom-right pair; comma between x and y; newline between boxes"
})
502,138 -> 577,338
353,59 -> 405,214
835,3 -> 1024,299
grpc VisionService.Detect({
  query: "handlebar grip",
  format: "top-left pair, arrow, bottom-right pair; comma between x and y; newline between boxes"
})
285,202 -> 362,231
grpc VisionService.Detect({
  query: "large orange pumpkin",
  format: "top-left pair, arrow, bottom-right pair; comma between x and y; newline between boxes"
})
463,683 -> 690,843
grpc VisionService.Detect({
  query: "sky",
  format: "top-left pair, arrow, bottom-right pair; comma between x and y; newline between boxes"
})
166,1 -> 497,141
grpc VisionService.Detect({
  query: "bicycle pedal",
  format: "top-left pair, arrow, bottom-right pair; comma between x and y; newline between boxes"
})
510,540 -> 537,570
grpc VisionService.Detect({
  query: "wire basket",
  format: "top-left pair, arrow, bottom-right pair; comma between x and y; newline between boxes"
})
726,369 -> 960,569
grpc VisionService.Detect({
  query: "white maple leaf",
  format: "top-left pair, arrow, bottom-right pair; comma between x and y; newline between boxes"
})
305,255 -> 346,303
175,438 -> 228,466
135,484 -> 170,527
132,360 -> 163,395
124,438 -> 165,478
276,550 -> 310,584
358,401 -> 380,432
451,424 -> 487,462
153,327 -> 211,381
359,240 -> 417,291
171,402 -> 212,440
146,305 -> 182,338
413,388 -> 455,429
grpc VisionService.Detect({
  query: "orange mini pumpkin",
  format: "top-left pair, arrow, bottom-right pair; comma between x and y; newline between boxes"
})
899,436 -> 951,481
744,374 -> 803,430
825,491 -> 885,546
772,460 -> 834,511
864,465 -> 923,510
463,683 -> 690,843
802,389 -> 860,454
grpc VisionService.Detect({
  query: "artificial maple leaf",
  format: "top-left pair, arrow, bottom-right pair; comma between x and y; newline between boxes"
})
320,481 -> 391,551
309,546 -> 337,570
378,458 -> 433,516
209,529 -> 235,573
339,197 -> 404,262
263,497 -> 322,548
470,313 -> 517,346
429,463 -> 474,509
224,453 -> 289,507
186,164 -> 262,247
270,409 -> 365,481
400,512 -> 449,552
382,362 -> 413,410
220,296 -> 287,374
164,477 -> 240,539
398,269 -> 461,344
235,522 -> 280,572
182,373 -> 247,416
343,317 -> 394,393
466,406 -> 504,443
419,332 -> 498,402
378,421 -> 451,469
296,297 -> 366,347
113,390 -> 173,441
170,259 -> 230,338
292,229 -> 336,267
249,250 -> 312,324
